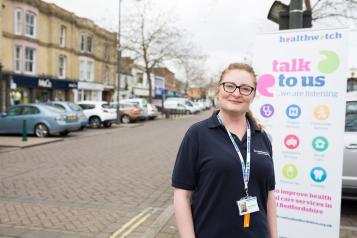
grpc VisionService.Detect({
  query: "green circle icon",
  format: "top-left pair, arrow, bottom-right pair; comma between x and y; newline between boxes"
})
312,136 -> 329,152
282,164 -> 298,179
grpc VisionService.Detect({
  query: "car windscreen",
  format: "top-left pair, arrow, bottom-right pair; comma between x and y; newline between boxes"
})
67,103 -> 81,111
346,101 -> 357,132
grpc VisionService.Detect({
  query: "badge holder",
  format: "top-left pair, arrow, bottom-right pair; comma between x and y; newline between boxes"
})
237,196 -> 259,229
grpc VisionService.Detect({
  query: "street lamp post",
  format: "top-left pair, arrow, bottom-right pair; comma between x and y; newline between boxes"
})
116,0 -> 123,124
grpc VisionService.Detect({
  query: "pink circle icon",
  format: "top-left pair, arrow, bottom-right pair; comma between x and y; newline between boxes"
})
284,135 -> 300,150
257,74 -> 275,97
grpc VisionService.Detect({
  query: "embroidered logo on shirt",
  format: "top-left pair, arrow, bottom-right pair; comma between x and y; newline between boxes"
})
253,149 -> 271,158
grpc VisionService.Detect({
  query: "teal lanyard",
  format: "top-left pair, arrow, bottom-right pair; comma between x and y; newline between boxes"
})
217,114 -> 251,197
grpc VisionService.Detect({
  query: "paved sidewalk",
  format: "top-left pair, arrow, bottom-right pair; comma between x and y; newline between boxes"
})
0,136 -> 63,148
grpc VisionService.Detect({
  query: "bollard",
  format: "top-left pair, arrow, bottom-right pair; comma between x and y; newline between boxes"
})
22,119 -> 28,142
165,110 -> 170,119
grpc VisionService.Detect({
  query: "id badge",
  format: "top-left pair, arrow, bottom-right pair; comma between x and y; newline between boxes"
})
237,196 -> 259,216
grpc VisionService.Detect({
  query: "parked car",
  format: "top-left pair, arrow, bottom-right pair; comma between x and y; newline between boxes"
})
343,92 -> 357,199
110,103 -> 145,124
45,101 -> 88,129
164,100 -> 195,114
147,103 -> 159,120
77,101 -> 117,128
121,98 -> 149,119
0,104 -> 81,137
165,98 -> 199,114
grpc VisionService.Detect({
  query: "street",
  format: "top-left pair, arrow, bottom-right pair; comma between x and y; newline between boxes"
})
0,110 -> 356,237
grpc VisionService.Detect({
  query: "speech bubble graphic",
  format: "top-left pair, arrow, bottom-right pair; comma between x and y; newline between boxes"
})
318,50 -> 340,74
257,74 -> 275,97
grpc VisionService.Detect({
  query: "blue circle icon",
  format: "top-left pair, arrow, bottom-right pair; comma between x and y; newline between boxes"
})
286,104 -> 301,119
310,167 -> 327,183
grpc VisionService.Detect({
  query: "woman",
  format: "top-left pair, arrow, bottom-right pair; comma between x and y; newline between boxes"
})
172,63 -> 277,238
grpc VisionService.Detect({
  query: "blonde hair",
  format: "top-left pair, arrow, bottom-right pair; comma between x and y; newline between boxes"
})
218,63 -> 262,129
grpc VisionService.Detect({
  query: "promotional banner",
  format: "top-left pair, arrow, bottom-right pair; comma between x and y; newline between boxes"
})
252,28 -> 349,238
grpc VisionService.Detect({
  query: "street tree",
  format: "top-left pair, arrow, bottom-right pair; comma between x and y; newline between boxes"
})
122,3 -> 191,102
308,0 -> 357,26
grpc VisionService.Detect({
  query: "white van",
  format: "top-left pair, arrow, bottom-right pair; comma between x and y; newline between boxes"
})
164,100 -> 196,114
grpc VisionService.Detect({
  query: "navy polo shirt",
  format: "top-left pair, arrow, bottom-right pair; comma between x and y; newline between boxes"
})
172,111 -> 275,238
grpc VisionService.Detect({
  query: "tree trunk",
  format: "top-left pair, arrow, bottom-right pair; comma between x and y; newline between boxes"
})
146,70 -> 152,103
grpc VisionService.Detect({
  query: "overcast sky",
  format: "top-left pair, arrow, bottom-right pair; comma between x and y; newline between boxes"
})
43,0 -> 356,79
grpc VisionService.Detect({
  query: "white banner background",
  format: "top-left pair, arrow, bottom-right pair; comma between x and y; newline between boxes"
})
252,28 -> 349,238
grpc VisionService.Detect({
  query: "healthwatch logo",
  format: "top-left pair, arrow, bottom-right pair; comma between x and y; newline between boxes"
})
257,50 -> 340,97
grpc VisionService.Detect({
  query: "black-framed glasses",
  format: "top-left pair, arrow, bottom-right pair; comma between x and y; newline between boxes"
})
220,82 -> 255,96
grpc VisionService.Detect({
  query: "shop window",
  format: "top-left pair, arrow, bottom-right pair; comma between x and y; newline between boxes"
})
87,36 -> 93,53
14,46 -> 22,72
59,55 -> 66,79
60,25 -> 66,47
80,33 -> 85,52
14,8 -> 22,35
24,47 -> 35,74
25,12 -> 36,37
347,78 -> 357,92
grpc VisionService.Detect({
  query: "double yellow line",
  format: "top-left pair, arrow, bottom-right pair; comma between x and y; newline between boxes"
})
109,207 -> 156,238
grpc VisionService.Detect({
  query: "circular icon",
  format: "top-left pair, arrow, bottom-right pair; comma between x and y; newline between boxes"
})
283,164 -> 298,179
310,167 -> 327,183
312,136 -> 329,152
284,134 -> 300,150
314,105 -> 330,121
286,104 -> 301,119
260,104 -> 274,118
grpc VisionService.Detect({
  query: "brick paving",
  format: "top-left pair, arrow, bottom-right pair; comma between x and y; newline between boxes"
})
0,112 -> 208,237
0,110 -> 357,237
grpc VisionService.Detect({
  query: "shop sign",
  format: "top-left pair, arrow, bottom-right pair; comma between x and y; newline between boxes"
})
38,79 -> 52,88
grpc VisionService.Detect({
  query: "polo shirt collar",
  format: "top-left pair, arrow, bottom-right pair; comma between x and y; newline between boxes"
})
207,110 -> 261,133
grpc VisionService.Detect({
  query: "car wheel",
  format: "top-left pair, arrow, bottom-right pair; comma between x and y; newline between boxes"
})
34,123 -> 49,138
103,122 -> 112,128
121,115 -> 131,124
89,116 -> 101,129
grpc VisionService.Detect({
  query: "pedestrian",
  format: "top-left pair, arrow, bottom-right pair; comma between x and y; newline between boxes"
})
172,63 -> 277,238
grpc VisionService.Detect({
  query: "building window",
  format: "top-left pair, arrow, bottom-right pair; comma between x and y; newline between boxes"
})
15,9 -> 23,35
104,65 -> 109,84
59,55 -> 66,79
87,61 -> 93,81
136,72 -> 143,85
80,34 -> 85,52
24,48 -> 35,74
25,12 -> 36,37
80,60 -> 86,81
104,45 -> 109,61
79,59 -> 94,81
87,36 -> 93,53
14,46 -> 22,72
60,25 -> 66,47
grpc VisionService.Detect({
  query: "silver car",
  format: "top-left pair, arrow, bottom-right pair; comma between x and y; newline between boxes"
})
343,92 -> 357,199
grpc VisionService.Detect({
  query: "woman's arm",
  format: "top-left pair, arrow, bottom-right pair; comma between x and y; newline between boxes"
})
174,188 -> 195,238
267,190 -> 278,238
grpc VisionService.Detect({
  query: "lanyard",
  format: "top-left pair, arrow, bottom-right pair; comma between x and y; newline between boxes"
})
217,114 -> 251,197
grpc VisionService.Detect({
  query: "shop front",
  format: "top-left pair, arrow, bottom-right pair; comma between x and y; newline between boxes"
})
75,81 -> 105,102
8,74 -> 78,106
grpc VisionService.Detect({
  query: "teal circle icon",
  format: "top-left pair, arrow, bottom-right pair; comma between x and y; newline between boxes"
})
312,136 -> 329,152
310,167 -> 327,183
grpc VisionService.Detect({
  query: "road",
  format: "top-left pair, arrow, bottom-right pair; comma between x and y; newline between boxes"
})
0,110 -> 356,238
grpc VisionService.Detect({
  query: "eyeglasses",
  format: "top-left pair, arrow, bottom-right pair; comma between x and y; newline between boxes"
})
220,82 -> 255,96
